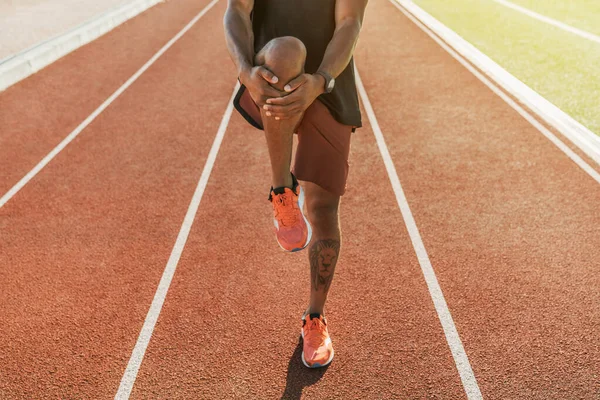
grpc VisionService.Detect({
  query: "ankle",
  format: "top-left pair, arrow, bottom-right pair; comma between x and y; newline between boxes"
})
305,306 -> 325,317
272,172 -> 294,190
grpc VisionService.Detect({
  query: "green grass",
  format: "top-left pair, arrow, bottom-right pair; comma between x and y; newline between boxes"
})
508,0 -> 600,37
412,0 -> 600,135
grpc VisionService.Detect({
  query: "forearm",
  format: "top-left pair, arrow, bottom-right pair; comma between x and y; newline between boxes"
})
223,6 -> 255,77
317,19 -> 362,78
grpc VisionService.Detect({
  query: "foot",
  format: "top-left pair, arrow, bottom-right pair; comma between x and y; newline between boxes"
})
269,175 -> 312,252
301,313 -> 334,368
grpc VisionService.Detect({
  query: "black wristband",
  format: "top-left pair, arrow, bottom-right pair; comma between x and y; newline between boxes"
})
315,70 -> 335,94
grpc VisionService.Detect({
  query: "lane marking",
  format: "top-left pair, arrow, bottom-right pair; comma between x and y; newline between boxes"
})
114,83 -> 239,399
493,0 -> 600,45
0,0 -> 164,91
355,70 -> 483,400
0,0 -> 220,210
390,0 -> 600,169
390,0 -> 600,185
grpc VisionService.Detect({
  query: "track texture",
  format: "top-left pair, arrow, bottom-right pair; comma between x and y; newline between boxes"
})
0,0 -> 214,197
0,0 -> 232,397
127,6 -> 465,399
0,0 -> 598,398
129,111 -> 466,399
355,0 -> 600,398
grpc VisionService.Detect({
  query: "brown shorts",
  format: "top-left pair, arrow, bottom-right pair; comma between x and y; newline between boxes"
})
233,85 -> 353,196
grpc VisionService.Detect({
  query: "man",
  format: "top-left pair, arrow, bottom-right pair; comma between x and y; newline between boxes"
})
224,0 -> 367,368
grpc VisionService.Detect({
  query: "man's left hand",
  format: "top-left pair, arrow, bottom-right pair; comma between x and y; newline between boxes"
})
262,73 -> 325,120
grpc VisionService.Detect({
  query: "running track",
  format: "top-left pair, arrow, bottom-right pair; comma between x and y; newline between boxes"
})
1,0 -> 599,398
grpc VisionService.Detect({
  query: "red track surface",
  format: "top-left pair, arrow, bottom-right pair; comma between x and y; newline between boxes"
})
1,0 -> 599,398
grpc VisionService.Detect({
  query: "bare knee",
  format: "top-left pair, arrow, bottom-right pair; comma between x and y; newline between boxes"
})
256,36 -> 306,91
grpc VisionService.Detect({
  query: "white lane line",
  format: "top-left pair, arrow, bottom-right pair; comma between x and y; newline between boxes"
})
355,70 -> 483,400
114,82 -> 239,399
391,0 -> 600,169
0,0 -> 220,210
0,0 -> 164,91
390,0 -> 600,185
493,0 -> 600,45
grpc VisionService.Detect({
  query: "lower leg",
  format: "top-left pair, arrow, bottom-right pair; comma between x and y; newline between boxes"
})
261,111 -> 301,189
303,182 -> 342,316
255,37 -> 306,189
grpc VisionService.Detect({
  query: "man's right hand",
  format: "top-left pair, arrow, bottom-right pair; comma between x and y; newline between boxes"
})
240,66 -> 284,108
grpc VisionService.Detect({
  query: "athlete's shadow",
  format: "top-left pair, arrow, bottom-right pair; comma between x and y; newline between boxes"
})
280,336 -> 330,400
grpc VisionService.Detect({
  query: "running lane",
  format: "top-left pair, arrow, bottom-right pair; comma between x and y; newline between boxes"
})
124,20 -> 467,397
0,2 -> 234,398
127,111 -> 466,399
355,0 -> 600,398
0,0 -> 214,198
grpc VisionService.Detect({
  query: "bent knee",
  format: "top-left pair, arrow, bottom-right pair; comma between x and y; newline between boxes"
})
257,36 -> 306,91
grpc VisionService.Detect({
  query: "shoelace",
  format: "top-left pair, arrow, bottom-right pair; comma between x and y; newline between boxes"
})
274,193 -> 298,227
305,318 -> 327,348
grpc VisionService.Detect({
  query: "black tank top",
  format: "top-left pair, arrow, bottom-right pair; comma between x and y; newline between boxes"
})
252,0 -> 362,128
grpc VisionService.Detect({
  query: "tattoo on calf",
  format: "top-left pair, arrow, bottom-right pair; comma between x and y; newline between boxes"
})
310,239 -> 340,292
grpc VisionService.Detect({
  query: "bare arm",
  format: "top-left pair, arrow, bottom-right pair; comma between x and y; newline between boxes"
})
317,0 -> 368,79
223,0 -> 255,76
223,0 -> 281,105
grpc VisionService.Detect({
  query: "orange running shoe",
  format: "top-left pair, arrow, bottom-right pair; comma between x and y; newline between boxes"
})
269,175 -> 312,252
301,313 -> 334,368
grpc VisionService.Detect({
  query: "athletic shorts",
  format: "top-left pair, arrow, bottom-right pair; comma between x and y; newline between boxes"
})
233,84 -> 353,196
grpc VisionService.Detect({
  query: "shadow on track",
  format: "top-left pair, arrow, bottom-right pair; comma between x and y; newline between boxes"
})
280,336 -> 330,400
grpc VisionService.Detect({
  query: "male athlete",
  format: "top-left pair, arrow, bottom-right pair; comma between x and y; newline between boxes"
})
224,0 -> 367,368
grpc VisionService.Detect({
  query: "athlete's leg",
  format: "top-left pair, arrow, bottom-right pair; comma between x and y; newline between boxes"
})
255,36 -> 306,189
303,182 -> 341,316
254,37 -> 312,252
299,181 -> 340,368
